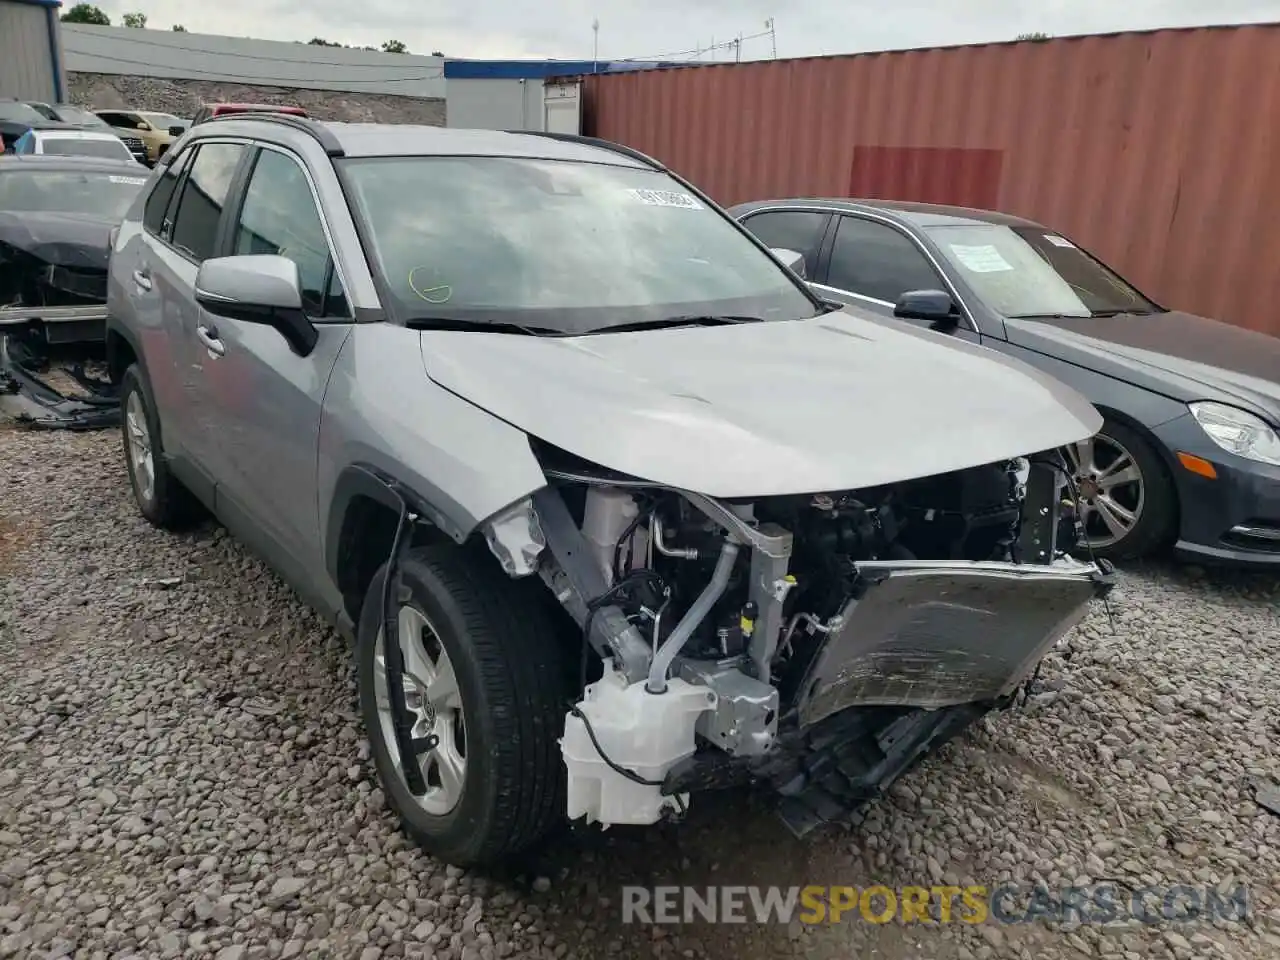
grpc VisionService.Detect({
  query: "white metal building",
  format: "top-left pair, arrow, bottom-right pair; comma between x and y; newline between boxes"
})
0,0 -> 67,102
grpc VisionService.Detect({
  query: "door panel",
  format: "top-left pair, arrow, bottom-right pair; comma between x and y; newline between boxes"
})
203,146 -> 355,594
156,141 -> 249,472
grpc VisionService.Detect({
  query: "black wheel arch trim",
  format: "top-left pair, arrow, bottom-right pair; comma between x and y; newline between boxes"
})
104,317 -> 148,385
324,462 -> 467,593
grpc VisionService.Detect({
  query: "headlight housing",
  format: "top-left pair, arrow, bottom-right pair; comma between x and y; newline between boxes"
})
1188,401 -> 1280,466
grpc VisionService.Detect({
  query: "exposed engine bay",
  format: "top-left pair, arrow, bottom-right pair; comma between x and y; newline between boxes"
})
480,446 -> 1114,836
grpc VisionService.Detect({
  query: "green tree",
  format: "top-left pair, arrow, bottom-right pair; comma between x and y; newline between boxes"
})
1015,31 -> 1050,41
431,50 -> 444,57
60,3 -> 110,24
381,39 -> 409,54
172,24 -> 187,31
122,11 -> 147,28
308,37 -> 343,46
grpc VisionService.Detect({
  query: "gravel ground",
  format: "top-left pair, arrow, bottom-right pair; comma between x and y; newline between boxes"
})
2,428 -> 1279,960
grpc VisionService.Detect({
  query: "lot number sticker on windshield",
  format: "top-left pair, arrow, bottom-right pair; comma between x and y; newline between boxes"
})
1044,234 -> 1076,248
627,188 -> 703,210
109,176 -> 148,185
949,243 -> 1013,273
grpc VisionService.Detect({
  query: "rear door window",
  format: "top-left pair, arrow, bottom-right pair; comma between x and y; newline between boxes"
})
740,210 -> 829,278
826,216 -> 944,304
144,148 -> 192,239
167,142 -> 246,261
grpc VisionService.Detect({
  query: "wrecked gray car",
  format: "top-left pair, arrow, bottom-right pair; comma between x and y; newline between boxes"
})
105,116 -> 1112,866
0,155 -> 148,427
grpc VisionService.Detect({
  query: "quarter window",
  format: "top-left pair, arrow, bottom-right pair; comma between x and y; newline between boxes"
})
232,149 -> 348,318
168,142 -> 245,261
827,216 -> 943,304
740,210 -> 829,277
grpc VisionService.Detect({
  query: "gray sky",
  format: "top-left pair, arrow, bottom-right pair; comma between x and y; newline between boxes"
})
92,1 -> 1280,60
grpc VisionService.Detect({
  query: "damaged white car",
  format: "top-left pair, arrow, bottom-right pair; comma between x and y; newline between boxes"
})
105,116 -> 1113,866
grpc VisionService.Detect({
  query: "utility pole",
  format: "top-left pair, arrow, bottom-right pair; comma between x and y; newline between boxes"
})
734,33 -> 742,62
766,18 -> 777,58
592,19 -> 599,71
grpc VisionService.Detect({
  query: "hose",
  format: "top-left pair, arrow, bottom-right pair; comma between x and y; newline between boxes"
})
646,539 -> 739,693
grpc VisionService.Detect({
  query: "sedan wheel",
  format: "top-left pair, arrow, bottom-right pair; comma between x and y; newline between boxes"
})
1065,433 -> 1145,549
373,605 -> 467,817
1064,417 -> 1177,561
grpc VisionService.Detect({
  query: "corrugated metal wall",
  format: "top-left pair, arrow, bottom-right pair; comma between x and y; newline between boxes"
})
0,1 -> 59,102
584,25 -> 1280,337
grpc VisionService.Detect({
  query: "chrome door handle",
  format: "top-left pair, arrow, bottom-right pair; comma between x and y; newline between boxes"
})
196,324 -> 225,357
132,270 -> 152,291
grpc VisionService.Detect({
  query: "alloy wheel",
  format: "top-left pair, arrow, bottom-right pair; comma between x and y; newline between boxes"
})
1065,433 -> 1145,549
373,605 -> 467,816
125,391 -> 155,504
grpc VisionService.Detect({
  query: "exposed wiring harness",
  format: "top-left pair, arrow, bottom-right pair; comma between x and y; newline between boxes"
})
351,465 -> 433,797
1019,454 -> 1117,706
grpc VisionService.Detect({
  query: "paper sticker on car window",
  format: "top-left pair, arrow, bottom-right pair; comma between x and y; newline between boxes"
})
109,176 -> 148,185
626,188 -> 703,210
1044,234 -> 1076,248
950,244 -> 1013,273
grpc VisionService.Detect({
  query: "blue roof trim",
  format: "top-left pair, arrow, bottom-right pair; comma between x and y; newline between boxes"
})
443,59 -> 695,79
7,0 -> 64,8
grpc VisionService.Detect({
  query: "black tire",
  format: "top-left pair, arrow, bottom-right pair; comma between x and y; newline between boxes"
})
119,364 -> 203,530
356,543 -> 569,866
1075,416 -> 1178,561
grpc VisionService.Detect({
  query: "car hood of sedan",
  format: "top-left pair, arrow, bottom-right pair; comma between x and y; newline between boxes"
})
1005,310 -> 1280,421
419,311 -> 1103,498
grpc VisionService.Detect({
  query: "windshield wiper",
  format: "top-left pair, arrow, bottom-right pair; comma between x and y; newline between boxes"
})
1088,308 -> 1157,317
587,315 -> 765,334
404,316 -> 560,336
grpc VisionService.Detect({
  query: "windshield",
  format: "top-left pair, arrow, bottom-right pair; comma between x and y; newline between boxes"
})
338,156 -> 819,333
52,106 -> 110,128
0,101 -> 46,124
139,112 -> 183,128
0,169 -> 148,218
926,224 -> 1162,318
40,137 -> 132,161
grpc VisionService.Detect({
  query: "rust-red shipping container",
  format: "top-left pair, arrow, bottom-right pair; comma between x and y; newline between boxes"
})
583,25 -> 1280,337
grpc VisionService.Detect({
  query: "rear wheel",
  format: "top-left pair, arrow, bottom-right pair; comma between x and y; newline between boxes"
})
119,364 -> 203,530
356,544 -> 569,866
1065,417 -> 1177,561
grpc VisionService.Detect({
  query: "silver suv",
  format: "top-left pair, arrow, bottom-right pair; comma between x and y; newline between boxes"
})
105,114 -> 1111,866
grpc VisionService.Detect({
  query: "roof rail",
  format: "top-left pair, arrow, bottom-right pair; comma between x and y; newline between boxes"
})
504,130 -> 664,170
197,112 -> 345,157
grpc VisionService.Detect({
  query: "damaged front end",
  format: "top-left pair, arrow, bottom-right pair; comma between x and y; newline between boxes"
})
0,211 -> 112,342
0,213 -> 119,428
483,446 -> 1114,836
0,332 -> 119,429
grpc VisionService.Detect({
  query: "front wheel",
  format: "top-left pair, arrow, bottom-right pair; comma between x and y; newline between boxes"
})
1065,417 -> 1178,561
356,544 -> 569,866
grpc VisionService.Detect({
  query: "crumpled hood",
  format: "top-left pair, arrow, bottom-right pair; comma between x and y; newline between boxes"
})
0,211 -> 114,271
1005,311 -> 1280,421
419,311 -> 1103,498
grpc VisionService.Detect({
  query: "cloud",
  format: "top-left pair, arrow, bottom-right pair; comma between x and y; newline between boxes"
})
91,0 -> 1280,60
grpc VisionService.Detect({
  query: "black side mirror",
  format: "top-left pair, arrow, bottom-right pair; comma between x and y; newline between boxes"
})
894,289 -> 958,328
168,125 -> 185,137
194,255 -> 318,356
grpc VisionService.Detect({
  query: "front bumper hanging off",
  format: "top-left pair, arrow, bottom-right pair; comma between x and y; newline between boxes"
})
662,556 -> 1114,836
